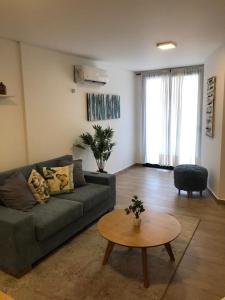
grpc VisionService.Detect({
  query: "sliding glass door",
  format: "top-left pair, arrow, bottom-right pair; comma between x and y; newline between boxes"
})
145,66 -> 203,167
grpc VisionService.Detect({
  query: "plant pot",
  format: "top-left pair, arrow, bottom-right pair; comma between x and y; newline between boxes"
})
97,169 -> 108,173
133,217 -> 141,227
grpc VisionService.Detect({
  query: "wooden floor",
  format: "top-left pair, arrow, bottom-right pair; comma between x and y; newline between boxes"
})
116,165 -> 225,300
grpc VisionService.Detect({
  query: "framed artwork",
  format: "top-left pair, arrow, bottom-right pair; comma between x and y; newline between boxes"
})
206,76 -> 216,137
87,93 -> 120,121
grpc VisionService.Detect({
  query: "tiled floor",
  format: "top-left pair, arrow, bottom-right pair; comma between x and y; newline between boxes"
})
116,166 -> 225,300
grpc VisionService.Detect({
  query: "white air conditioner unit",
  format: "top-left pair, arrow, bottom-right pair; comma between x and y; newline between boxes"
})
74,65 -> 109,85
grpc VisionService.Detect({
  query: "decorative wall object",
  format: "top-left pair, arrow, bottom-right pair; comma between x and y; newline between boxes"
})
206,76 -> 216,137
87,93 -> 120,121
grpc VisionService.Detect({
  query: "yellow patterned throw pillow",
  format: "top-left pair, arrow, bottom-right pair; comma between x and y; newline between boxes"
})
28,169 -> 50,203
43,165 -> 74,195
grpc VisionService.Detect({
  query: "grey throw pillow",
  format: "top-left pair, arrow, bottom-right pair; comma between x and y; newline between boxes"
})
0,171 -> 37,212
59,159 -> 86,187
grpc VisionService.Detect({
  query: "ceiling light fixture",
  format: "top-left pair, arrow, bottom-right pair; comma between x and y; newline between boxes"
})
156,42 -> 177,50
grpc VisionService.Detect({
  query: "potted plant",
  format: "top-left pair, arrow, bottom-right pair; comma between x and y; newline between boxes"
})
125,195 -> 145,226
75,125 -> 115,173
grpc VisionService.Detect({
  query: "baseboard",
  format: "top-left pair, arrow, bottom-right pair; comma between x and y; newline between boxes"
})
114,163 -> 140,175
207,187 -> 225,204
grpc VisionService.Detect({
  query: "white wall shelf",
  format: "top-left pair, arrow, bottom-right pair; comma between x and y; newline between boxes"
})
0,95 -> 15,99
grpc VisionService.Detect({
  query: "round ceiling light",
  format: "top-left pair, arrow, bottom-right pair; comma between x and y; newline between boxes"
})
156,42 -> 177,50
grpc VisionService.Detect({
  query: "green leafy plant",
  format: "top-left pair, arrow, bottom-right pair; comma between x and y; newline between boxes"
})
125,195 -> 145,219
75,125 -> 115,173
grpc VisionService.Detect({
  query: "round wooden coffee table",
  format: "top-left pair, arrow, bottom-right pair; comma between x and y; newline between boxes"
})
97,209 -> 181,288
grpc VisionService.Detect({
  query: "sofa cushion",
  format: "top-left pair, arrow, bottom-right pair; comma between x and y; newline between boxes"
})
36,155 -> 73,177
58,159 -> 86,188
0,171 -> 37,212
55,183 -> 110,212
0,163 -> 36,206
42,165 -> 74,195
28,169 -> 50,203
31,197 -> 83,241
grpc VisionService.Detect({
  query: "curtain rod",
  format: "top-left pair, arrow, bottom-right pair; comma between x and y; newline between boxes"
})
135,64 -> 204,76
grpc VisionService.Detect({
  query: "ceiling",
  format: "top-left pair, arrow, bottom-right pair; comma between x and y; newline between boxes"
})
0,0 -> 225,71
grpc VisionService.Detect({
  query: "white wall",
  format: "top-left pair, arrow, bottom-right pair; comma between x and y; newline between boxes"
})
0,39 -> 27,170
20,43 -> 136,173
0,38 -> 136,174
201,45 -> 225,199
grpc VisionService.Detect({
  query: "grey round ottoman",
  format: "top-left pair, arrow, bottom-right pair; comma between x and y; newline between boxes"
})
174,164 -> 208,197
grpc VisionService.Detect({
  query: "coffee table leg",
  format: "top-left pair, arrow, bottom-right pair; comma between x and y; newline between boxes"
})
103,241 -> 115,265
165,243 -> 175,261
141,248 -> 150,288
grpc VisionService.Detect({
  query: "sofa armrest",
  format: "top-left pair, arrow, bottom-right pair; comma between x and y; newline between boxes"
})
84,171 -> 115,186
84,171 -> 116,207
0,205 -> 39,275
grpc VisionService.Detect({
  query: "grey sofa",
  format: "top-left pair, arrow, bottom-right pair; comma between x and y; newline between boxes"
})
0,155 -> 116,276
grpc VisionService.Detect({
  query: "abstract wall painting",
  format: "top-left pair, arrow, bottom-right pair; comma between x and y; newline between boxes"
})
87,93 -> 120,121
206,76 -> 216,137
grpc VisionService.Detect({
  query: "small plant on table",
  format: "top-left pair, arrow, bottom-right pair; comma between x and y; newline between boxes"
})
125,195 -> 145,226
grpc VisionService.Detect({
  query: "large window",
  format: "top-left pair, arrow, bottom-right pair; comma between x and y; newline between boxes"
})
144,66 -> 203,166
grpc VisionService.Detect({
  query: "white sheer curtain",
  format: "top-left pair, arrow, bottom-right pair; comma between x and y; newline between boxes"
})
145,71 -> 170,165
141,66 -> 203,166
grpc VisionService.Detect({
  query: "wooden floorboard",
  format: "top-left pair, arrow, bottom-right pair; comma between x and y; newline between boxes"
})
116,165 -> 225,300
